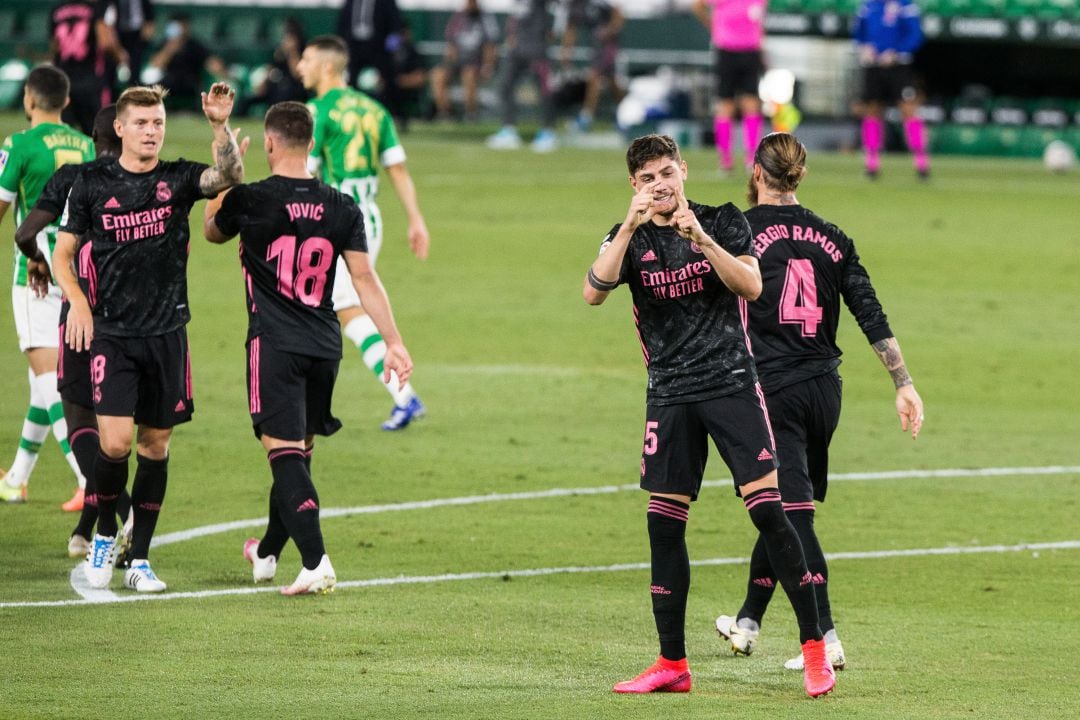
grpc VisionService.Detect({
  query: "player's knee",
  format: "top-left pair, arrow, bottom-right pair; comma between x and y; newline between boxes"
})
744,489 -> 786,535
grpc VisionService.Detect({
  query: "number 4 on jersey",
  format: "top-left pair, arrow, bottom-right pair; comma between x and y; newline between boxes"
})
779,258 -> 822,337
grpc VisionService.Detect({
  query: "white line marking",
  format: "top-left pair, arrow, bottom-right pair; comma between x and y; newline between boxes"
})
150,465 -> 1080,549
69,565 -> 119,602
3,539 -> 1075,609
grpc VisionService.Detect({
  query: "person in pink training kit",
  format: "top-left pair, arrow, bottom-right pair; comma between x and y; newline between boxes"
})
693,0 -> 767,175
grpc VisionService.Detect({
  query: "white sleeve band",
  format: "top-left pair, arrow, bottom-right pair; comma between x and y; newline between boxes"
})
0,186 -> 16,203
381,145 -> 406,168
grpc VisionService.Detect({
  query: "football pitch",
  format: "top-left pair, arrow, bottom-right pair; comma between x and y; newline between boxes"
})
0,113 -> 1077,718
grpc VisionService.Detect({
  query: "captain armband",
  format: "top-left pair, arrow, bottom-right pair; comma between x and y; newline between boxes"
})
587,268 -> 619,292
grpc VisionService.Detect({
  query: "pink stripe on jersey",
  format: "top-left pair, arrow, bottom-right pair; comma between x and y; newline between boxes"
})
783,501 -> 817,512
743,489 -> 781,511
249,337 -> 261,414
57,323 -> 65,379
753,381 -> 777,450
648,499 -> 690,522
79,243 -> 97,307
633,304 -> 650,366
185,343 -> 193,400
709,0 -> 766,51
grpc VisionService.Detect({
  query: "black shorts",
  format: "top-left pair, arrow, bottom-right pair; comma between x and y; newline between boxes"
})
246,336 -> 342,441
765,371 -> 842,505
57,319 -> 93,409
715,49 -> 764,100
90,329 -> 194,428
640,385 -> 778,500
861,65 -> 919,105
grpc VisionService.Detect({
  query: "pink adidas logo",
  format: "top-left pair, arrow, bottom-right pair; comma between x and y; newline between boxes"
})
174,399 -> 185,412
641,249 -> 658,262
296,498 -> 319,512
757,448 -> 774,461
104,197 -> 121,209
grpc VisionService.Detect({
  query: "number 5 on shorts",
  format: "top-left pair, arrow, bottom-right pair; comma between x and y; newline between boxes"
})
643,421 -> 659,455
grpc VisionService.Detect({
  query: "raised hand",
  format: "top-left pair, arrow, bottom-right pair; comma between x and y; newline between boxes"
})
201,82 -> 236,126
671,184 -> 706,245
625,180 -> 659,231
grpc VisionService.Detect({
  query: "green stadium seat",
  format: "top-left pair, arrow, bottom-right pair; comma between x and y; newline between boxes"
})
801,0 -> 838,13
970,0 -> 1008,16
224,15 -> 262,48
0,10 -> 16,38
769,0 -> 804,14
22,11 -> 51,42
1063,127 -> 1080,155
190,15 -> 218,43
1004,0 -> 1042,17
1014,126 -> 1062,158
989,96 -> 1029,126
1030,99 -> 1068,128
932,123 -> 1001,155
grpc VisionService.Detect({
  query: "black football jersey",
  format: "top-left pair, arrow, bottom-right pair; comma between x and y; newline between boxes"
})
60,157 -> 209,337
213,176 -> 368,359
42,158 -> 110,327
51,2 -> 106,80
601,201 -> 758,404
743,204 -> 893,393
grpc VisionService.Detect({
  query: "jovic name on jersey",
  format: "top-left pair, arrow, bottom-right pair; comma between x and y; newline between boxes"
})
213,176 -> 368,359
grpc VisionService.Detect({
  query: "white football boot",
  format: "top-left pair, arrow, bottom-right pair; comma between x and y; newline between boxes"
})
716,614 -> 760,656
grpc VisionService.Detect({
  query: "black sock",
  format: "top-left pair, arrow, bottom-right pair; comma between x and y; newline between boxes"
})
93,451 -> 130,537
258,482 -> 290,560
788,509 -> 832,633
129,455 -> 168,559
743,488 -> 821,644
116,488 -> 132,527
268,447 -> 325,570
304,444 -> 314,474
738,532 -> 777,626
648,496 -> 690,661
70,426 -> 100,540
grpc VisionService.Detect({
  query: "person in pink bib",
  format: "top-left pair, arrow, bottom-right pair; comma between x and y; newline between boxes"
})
693,0 -> 767,174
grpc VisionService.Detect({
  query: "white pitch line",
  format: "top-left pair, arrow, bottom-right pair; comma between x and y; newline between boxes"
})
4,539 -> 1077,610
68,565 -> 119,602
150,465 -> 1080,550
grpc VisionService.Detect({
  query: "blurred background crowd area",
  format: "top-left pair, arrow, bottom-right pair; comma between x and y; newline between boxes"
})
2,0 -> 1078,157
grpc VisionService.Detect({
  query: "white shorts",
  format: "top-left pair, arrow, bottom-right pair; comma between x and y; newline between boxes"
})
11,284 -> 62,351
331,216 -> 384,313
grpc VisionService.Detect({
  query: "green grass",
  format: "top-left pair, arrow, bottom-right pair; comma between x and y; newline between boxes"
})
0,112 -> 1077,718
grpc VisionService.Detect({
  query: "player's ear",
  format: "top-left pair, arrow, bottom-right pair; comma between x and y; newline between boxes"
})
307,137 -> 315,153
628,174 -> 637,191
680,160 -> 687,179
113,117 -> 123,136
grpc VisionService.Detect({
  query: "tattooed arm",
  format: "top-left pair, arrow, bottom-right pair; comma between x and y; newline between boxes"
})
872,337 -> 924,439
199,82 -> 244,196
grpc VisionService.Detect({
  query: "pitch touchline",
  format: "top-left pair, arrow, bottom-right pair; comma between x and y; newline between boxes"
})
5,540 -> 1077,609
150,465 -> 1080,549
